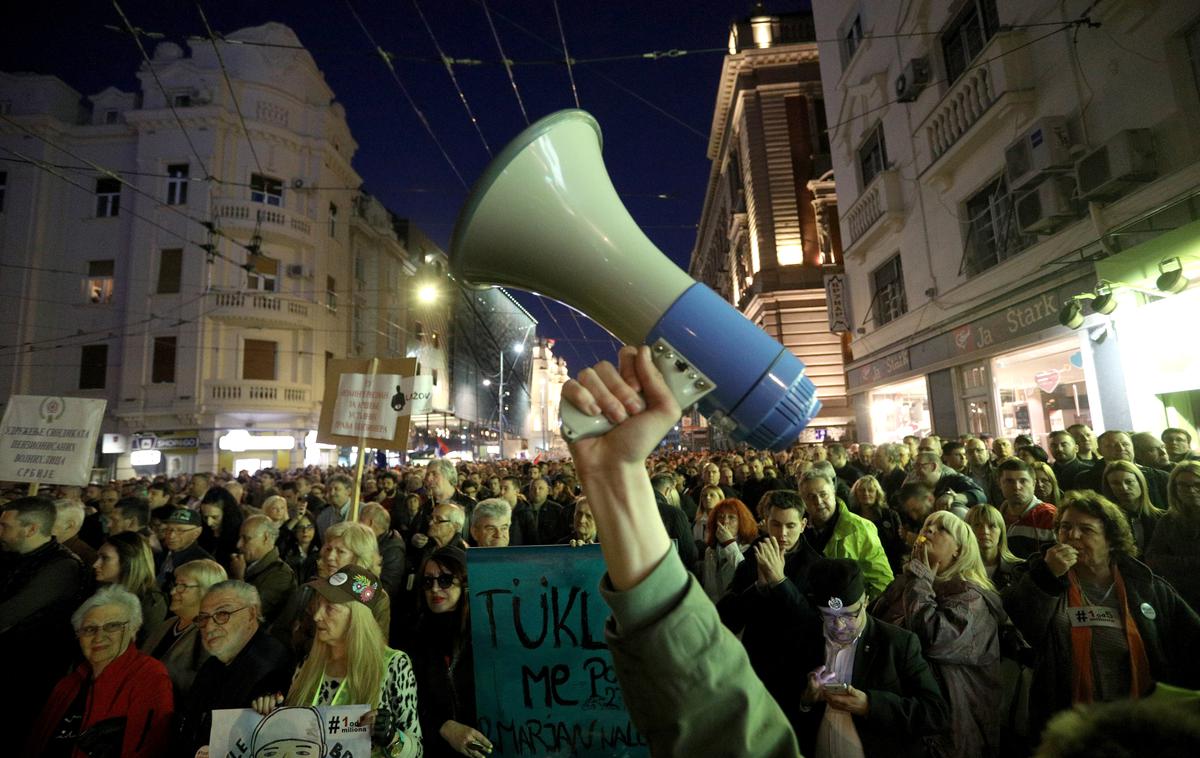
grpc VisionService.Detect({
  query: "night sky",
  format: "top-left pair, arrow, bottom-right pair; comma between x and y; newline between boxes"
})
1,1 -> 812,374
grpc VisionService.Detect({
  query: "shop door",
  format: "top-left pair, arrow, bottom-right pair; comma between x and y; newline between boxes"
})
957,360 -> 993,436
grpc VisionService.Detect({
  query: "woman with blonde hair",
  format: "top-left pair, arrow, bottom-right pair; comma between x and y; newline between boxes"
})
872,510 -> 1002,757
1101,460 -> 1164,555
692,484 -> 724,545
1030,461 -> 1061,506
254,565 -> 422,757
1147,461 -> 1200,611
141,558 -> 227,697
965,504 -> 1026,591
93,531 -> 168,641
850,474 -> 905,572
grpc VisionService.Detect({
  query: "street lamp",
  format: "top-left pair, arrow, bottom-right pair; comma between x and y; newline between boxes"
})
496,326 -> 535,455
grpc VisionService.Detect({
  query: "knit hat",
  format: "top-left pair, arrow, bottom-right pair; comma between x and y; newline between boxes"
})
307,564 -> 382,609
807,558 -> 865,610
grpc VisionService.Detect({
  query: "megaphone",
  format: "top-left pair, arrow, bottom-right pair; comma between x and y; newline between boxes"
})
450,110 -> 820,450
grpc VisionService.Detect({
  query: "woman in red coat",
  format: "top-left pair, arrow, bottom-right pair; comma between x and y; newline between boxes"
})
26,585 -> 174,758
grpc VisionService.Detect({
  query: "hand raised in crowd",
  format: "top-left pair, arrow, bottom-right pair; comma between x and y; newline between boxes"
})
1045,543 -> 1079,577
440,719 -> 493,757
412,533 -> 430,549
715,520 -> 736,544
250,692 -> 285,716
934,489 -> 956,511
754,536 -> 786,587
911,541 -> 940,575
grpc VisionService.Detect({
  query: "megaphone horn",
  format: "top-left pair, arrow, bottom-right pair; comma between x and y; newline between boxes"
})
450,110 -> 820,450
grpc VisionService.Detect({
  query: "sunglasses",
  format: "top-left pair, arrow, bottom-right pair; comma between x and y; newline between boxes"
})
422,573 -> 458,590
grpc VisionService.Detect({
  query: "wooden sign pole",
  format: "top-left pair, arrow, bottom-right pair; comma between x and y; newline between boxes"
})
349,357 -> 379,523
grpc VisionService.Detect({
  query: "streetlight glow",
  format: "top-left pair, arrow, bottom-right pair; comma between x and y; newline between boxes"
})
512,343 -> 524,354
417,283 -> 438,303
482,379 -> 492,387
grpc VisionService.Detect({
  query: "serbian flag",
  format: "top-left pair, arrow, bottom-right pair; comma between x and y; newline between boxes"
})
532,451 -> 544,465
436,437 -> 450,457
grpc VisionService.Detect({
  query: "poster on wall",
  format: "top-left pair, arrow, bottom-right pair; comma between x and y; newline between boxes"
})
209,705 -> 373,758
469,545 -> 648,757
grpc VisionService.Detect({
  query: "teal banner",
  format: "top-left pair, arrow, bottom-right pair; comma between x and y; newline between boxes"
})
468,544 -> 648,757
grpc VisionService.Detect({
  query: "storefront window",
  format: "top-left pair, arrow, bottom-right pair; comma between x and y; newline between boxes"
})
868,377 -> 931,442
991,337 -> 1091,446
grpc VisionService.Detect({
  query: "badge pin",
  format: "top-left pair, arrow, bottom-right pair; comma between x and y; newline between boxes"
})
329,572 -> 348,586
1140,602 -> 1156,621
828,597 -> 843,610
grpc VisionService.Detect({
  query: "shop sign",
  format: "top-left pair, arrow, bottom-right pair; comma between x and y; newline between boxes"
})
132,431 -> 200,453
848,350 -> 911,390
909,276 -> 1094,370
824,274 -> 852,333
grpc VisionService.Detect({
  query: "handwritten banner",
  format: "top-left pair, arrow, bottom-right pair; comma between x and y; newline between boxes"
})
469,545 -> 648,757
209,705 -> 371,758
317,358 -> 429,449
0,395 -> 106,485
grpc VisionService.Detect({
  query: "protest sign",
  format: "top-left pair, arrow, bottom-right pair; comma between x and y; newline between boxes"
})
209,705 -> 371,758
316,358 -> 432,449
0,395 -> 105,485
469,544 -> 648,757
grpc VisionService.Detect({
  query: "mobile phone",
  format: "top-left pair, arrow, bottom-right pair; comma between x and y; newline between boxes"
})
822,682 -> 850,695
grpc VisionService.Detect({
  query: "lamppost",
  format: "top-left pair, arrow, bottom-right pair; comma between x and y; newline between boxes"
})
483,327 -> 534,457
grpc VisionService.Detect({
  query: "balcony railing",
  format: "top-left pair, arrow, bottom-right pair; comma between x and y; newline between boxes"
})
204,380 -> 311,407
207,290 -> 315,330
918,31 -> 1036,178
213,198 -> 312,240
842,169 -> 904,255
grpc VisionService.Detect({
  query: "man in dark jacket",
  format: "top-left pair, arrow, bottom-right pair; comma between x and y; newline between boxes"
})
905,452 -> 987,515
718,490 -> 823,731
512,477 -> 570,545
180,580 -> 293,754
157,507 -> 214,590
0,496 -> 87,727
796,558 -> 949,758
651,473 -> 698,572
358,503 -> 407,598
231,515 -> 297,624
1048,430 -> 1096,490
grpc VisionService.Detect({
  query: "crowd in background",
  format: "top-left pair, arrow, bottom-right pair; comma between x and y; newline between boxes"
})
2,421 -> 1200,756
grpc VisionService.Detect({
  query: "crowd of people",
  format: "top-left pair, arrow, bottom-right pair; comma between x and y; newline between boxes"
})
3,361 -> 1200,755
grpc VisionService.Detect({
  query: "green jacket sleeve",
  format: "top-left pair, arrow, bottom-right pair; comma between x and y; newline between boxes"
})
601,549 -> 800,757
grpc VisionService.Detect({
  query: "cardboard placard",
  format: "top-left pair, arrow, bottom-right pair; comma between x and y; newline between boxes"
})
469,545 -> 648,757
0,395 -> 106,485
316,358 -> 432,449
210,705 -> 372,758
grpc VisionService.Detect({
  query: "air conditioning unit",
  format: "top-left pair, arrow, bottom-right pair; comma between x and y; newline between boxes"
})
1075,129 -> 1156,202
285,264 -> 311,279
1016,176 -> 1080,235
1004,117 -> 1074,191
894,57 -> 931,103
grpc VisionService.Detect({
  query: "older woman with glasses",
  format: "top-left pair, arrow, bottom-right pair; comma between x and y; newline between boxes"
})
1003,490 -> 1200,734
27,586 -> 174,757
1147,461 -> 1200,612
403,546 -> 491,758
140,559 -> 227,698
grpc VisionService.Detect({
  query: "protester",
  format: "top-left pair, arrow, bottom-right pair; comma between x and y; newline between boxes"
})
872,511 -> 1002,757
997,458 -> 1057,559
691,483 -> 723,544
1003,491 -> 1200,734
253,565 -> 423,756
157,507 -> 213,590
1031,461 -> 1062,506
230,515 -> 297,624
1100,460 -> 1164,556
404,545 -> 492,758
699,498 -> 758,603
26,586 -> 174,758
1145,460 -> 1200,614
467,498 -> 512,548
141,558 -> 227,698
281,512 -> 321,580
849,474 -> 904,571
965,504 -> 1026,591
198,486 -> 243,567
359,503 -> 409,597
798,469 -> 894,598
93,531 -> 169,640
565,496 -> 598,545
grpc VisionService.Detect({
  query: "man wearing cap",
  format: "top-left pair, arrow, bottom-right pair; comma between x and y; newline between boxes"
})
156,507 -> 213,591
797,558 -> 949,758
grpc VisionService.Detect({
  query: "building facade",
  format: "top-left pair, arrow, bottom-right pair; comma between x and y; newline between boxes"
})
813,0 -> 1200,445
690,8 -> 853,445
525,338 -> 570,457
0,23 -> 487,476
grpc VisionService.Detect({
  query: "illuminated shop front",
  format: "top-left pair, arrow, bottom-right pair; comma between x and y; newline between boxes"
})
866,377 -> 932,442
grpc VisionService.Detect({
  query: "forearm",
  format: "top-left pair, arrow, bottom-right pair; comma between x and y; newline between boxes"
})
577,462 -> 672,591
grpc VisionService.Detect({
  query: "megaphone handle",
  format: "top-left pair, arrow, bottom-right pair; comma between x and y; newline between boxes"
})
559,340 -> 716,444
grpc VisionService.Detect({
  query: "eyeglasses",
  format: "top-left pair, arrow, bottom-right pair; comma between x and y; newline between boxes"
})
431,518 -> 456,526
195,606 -> 249,626
77,620 -> 129,638
422,574 -> 458,590
172,582 -> 202,592
296,523 -> 316,531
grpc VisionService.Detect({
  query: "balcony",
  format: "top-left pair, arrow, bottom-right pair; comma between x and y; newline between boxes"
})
917,31 -> 1037,185
203,379 -> 312,411
207,290 -> 316,330
212,197 -> 313,245
842,169 -> 904,257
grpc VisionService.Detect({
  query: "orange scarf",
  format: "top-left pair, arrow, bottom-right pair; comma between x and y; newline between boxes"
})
1067,563 -> 1152,704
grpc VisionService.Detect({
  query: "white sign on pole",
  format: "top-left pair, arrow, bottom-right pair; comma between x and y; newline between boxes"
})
0,396 -> 106,485
330,374 -> 433,439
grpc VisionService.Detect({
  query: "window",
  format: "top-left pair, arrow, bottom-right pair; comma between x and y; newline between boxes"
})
247,255 -> 278,292
104,110 -> 119,125
87,260 -> 115,304
962,175 -> 1034,276
250,174 -> 283,206
151,336 -> 177,383
858,125 -> 888,189
172,93 -> 191,108
813,97 -> 831,156
157,249 -> 183,294
941,0 -> 1000,84
242,339 -> 277,381
95,178 -> 120,217
871,255 -> 908,327
844,14 -> 864,61
354,255 -> 365,284
166,163 -> 188,205
386,315 -> 401,353
0,170 -> 6,213
79,344 -> 108,389
326,276 -> 337,312
329,202 -> 338,237
432,368 -> 438,386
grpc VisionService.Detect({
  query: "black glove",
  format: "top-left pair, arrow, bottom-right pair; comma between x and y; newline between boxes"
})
371,709 -> 396,748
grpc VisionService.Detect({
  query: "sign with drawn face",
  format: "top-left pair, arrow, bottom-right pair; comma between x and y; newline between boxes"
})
210,706 -> 371,758
469,545 -> 648,757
